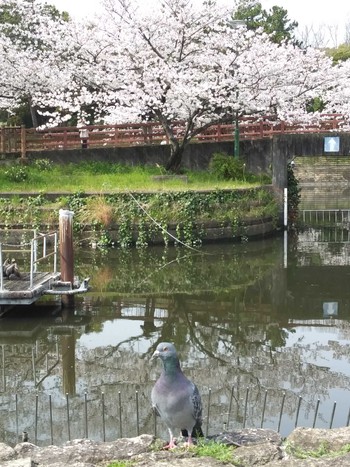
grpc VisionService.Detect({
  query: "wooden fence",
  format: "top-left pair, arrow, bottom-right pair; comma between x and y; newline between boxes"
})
0,114 -> 345,158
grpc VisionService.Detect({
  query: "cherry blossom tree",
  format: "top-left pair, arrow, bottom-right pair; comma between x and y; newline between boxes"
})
0,0 -> 70,126
0,0 -> 346,172
85,0 -> 339,171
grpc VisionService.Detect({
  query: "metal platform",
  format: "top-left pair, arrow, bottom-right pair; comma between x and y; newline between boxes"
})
0,229 -> 89,308
0,272 -> 61,305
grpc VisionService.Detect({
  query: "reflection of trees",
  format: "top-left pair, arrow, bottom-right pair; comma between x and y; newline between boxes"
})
76,244 -> 281,295
4,239 -> 350,443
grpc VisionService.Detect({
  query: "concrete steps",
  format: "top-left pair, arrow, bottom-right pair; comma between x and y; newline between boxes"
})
293,156 -> 350,185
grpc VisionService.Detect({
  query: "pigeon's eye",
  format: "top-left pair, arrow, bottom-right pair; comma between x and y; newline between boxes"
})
163,346 -> 168,351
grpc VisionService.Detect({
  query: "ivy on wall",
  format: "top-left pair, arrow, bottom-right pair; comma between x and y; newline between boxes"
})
0,188 -> 279,248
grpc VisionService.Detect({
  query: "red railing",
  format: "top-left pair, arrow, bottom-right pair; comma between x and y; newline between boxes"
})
0,114 -> 346,157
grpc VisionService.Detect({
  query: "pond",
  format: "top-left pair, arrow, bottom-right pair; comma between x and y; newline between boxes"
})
1,233 -> 350,446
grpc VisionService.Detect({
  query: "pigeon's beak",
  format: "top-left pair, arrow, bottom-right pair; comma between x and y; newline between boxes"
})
151,349 -> 160,361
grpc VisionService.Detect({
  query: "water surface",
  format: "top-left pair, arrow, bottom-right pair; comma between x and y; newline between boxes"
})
1,235 -> 350,445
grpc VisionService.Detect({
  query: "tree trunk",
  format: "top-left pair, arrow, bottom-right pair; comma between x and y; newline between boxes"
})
29,101 -> 39,128
165,142 -> 185,173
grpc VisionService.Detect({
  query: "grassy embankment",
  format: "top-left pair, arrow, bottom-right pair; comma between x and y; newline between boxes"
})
0,159 -> 278,246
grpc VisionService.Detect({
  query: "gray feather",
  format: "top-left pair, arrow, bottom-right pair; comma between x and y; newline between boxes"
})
151,342 -> 203,445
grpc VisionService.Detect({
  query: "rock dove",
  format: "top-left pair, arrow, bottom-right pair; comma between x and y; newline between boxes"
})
151,342 -> 203,448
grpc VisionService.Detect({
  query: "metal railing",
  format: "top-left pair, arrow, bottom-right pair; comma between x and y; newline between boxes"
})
29,232 -> 58,288
0,113 -> 346,157
0,382 -> 348,447
0,231 -> 58,291
302,209 -> 350,225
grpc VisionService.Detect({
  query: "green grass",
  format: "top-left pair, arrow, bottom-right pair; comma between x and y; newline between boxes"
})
0,160 -> 276,247
285,441 -> 350,459
0,160 -> 270,193
105,441 -> 238,467
191,440 -> 238,463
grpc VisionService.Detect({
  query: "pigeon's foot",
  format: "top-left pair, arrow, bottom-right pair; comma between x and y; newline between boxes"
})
163,439 -> 177,450
183,435 -> 194,447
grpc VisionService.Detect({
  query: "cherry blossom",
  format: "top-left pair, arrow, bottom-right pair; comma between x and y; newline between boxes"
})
0,0 -> 347,171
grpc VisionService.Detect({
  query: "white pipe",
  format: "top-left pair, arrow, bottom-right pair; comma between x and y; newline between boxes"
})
284,230 -> 288,269
283,187 -> 288,228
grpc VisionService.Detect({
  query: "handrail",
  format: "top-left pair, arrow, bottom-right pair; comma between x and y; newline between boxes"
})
1,114 -> 347,156
30,232 -> 58,288
0,231 -> 58,291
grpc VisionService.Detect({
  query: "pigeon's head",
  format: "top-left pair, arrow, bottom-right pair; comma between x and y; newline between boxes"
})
151,342 -> 178,362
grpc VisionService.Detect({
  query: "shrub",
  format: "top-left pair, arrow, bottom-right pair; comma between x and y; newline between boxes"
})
4,165 -> 29,182
33,158 -> 53,171
287,163 -> 301,225
209,152 -> 247,180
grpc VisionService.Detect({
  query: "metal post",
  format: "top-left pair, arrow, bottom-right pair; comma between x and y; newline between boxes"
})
20,125 -> 26,159
283,230 -> 288,269
84,392 -> 88,438
206,388 -> 211,437
30,240 -> 34,288
0,127 -> 4,153
15,393 -> 18,442
118,391 -> 123,438
243,387 -> 249,428
284,188 -> 288,228
277,392 -> 286,433
66,393 -> 71,441
261,390 -> 268,428
54,232 -> 58,274
136,390 -> 140,436
234,113 -> 239,159
59,209 -> 75,308
226,385 -> 234,428
329,402 -> 336,429
101,392 -> 106,442
49,394 -> 54,445
35,394 -> 38,444
313,399 -> 320,428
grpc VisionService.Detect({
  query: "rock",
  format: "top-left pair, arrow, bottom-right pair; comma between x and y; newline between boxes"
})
2,460 -> 36,467
277,426 -> 350,467
16,435 -> 155,466
0,442 -> 16,461
210,428 -> 282,447
2,427 -> 350,466
133,450 -> 230,466
287,426 -> 350,453
233,440 -> 282,465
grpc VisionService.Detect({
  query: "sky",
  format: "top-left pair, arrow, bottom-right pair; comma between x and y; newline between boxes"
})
49,0 -> 350,45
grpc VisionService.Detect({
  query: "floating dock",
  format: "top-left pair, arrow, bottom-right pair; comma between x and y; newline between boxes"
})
0,210 -> 89,311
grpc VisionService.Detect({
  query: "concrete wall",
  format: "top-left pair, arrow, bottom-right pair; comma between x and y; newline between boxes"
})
26,139 -> 272,172
21,132 -> 350,192
272,133 -> 350,190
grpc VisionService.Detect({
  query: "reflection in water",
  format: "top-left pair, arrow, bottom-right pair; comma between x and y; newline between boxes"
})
1,237 -> 350,445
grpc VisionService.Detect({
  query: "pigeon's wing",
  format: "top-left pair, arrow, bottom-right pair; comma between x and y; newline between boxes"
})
191,383 -> 202,424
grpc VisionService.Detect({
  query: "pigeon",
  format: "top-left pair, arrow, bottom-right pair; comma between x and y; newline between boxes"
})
151,342 -> 203,449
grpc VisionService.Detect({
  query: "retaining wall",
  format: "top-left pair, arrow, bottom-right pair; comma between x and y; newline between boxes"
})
23,133 -> 350,190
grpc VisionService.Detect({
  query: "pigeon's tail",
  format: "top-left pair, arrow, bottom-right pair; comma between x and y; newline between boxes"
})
181,422 -> 204,439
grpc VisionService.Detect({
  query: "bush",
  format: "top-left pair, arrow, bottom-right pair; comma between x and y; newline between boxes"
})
287,162 -> 301,225
209,152 -> 247,180
33,158 -> 53,171
4,165 -> 29,182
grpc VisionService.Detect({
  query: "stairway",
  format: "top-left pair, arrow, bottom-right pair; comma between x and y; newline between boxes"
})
293,157 -> 350,210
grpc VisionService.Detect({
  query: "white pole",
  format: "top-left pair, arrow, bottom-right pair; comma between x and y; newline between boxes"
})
284,230 -> 288,269
283,187 -> 288,228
